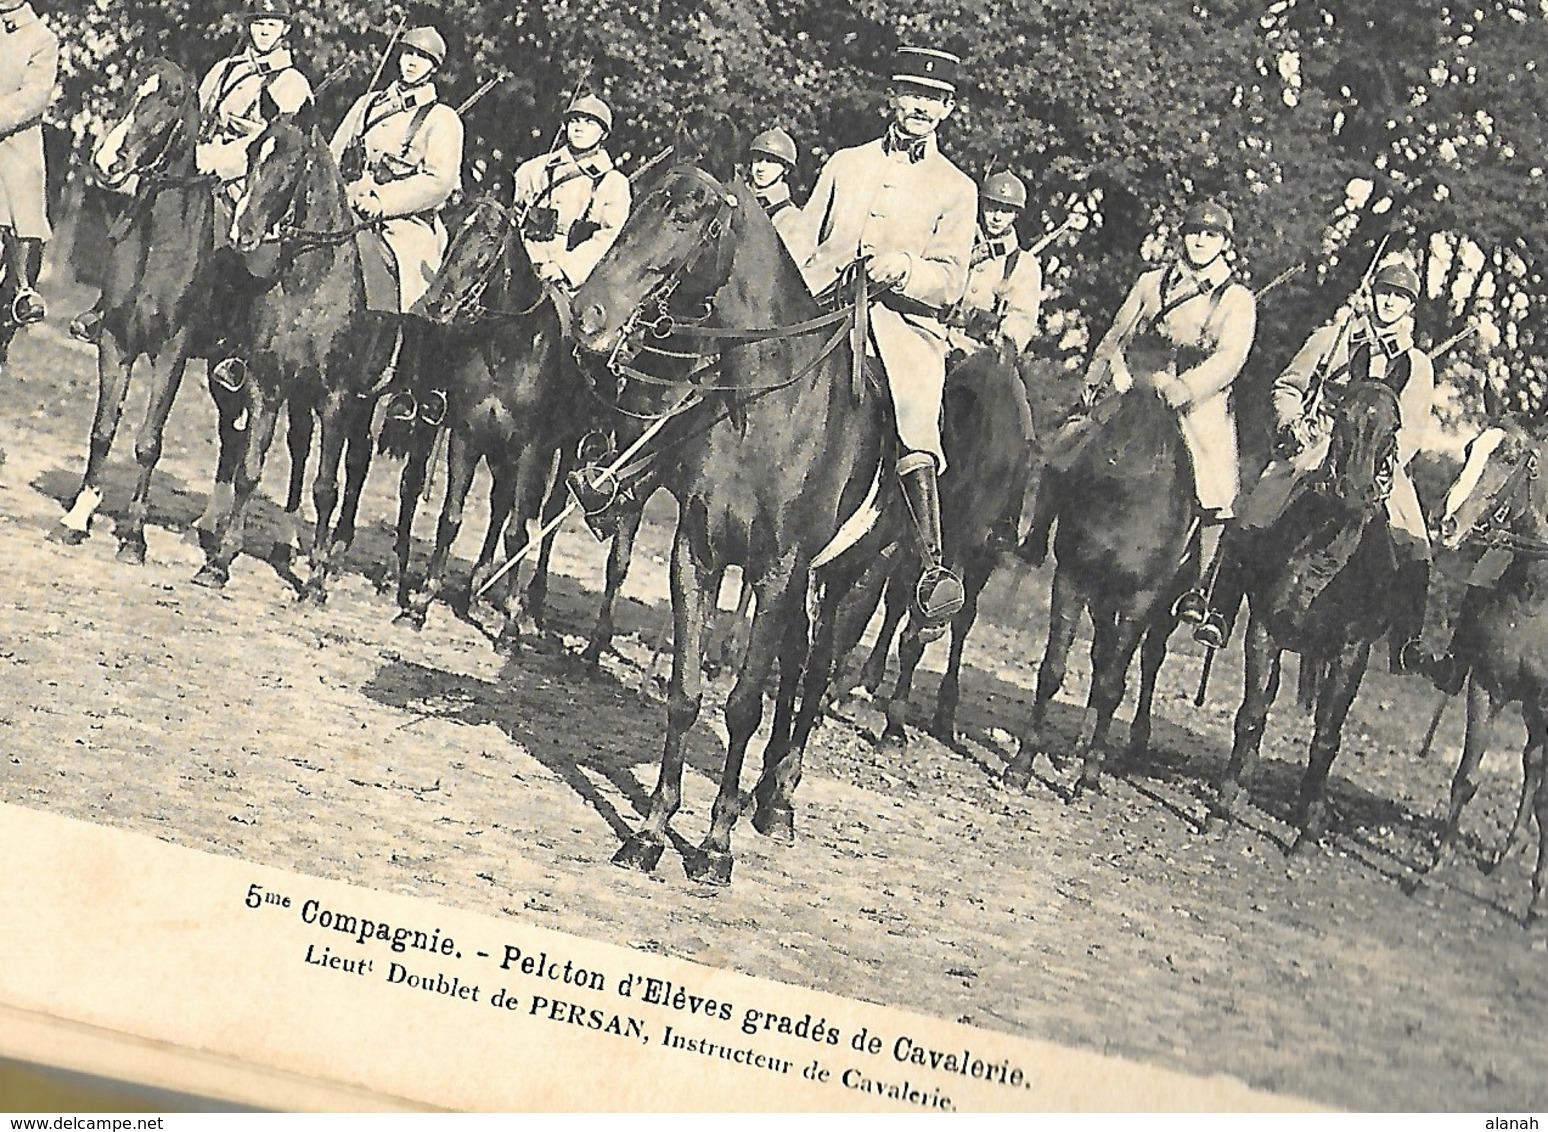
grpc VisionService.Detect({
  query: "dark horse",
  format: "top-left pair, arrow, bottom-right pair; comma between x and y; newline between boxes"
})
1002,388 -> 1198,795
839,346 -> 1033,748
195,112 -> 392,600
1211,381 -> 1404,852
1427,420 -> 1548,922
51,59 -> 219,562
393,193 -> 574,644
572,159 -> 884,884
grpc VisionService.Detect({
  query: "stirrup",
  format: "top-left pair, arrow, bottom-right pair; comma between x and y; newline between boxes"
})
10,289 -> 44,327
1427,651 -> 1466,695
915,565 -> 964,626
385,392 -> 417,422
417,388 -> 448,427
1193,611 -> 1229,651
210,357 -> 247,393
1395,638 -> 1430,678
1172,589 -> 1210,624
69,309 -> 104,343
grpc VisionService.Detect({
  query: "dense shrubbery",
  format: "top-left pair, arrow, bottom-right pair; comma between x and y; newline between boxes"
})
36,0 -> 1548,428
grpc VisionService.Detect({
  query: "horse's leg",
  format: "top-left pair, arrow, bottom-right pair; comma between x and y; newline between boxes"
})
117,341 -> 191,564
1432,675 -> 1496,871
930,547 -> 994,746
193,385 -> 279,588
1528,721 -> 1548,924
299,396 -> 348,606
861,567 -> 909,697
1492,705 -> 1547,876
582,503 -> 643,668
1127,615 -> 1174,764
690,571 -> 797,885
881,617 -> 926,748
276,399 -> 313,569
1214,611 -> 1282,827
1291,639 -> 1372,853
828,552 -> 894,702
196,375 -> 246,545
751,601 -> 813,844
391,434 -> 429,606
402,430 -> 477,631
53,332 -> 133,545
493,442 -> 554,653
523,449 -> 566,635
1075,611 -> 1147,795
1006,566 -> 1081,788
614,523 -> 714,873
468,450 -> 517,601
324,399 -> 378,561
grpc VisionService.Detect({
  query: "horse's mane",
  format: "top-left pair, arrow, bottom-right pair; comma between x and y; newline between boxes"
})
1080,388 -> 1189,481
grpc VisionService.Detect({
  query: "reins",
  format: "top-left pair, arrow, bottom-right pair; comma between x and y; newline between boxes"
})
1459,443 -> 1548,559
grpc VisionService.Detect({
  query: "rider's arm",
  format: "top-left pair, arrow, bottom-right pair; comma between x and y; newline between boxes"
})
1272,319 -> 1342,427
1084,269 -> 1156,390
1173,284 -> 1256,405
0,28 -> 57,137
511,153 -> 546,210
894,173 -> 975,311
558,168 -> 631,286
369,106 -> 464,217
268,70 -> 313,117
196,59 -> 231,121
1396,349 -> 1435,468
327,94 -> 370,165
999,252 -> 1043,353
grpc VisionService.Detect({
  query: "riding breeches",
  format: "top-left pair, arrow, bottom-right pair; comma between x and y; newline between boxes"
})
869,303 -> 948,472
1177,392 -> 1239,518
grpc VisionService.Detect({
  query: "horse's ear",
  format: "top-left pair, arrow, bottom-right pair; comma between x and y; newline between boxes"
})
285,94 -> 319,135
1481,375 -> 1507,422
672,108 -> 742,180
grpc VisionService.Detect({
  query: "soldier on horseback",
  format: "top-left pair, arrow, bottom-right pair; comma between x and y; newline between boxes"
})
513,94 -> 630,290
1024,200 -> 1256,639
746,127 -> 803,255
947,170 -> 1043,370
330,25 -> 464,313
0,0 -> 59,345
1261,259 -> 1438,674
795,45 -> 978,632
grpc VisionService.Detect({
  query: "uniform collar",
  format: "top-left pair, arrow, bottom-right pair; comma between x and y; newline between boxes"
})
1171,255 -> 1231,293
1,3 -> 38,32
881,127 -> 935,163
754,181 -> 791,208
384,81 -> 438,110
245,44 -> 294,74
1358,314 -> 1415,355
551,145 -> 614,175
973,227 -> 1019,264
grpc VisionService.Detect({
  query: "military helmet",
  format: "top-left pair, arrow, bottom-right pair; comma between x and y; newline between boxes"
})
1372,261 -> 1421,300
246,0 -> 293,19
565,94 -> 614,134
749,127 -> 798,168
1181,200 -> 1234,238
400,26 -> 447,67
982,170 -> 1027,211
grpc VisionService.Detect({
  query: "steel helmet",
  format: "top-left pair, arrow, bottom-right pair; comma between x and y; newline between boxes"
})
400,26 -> 447,67
1372,261 -> 1421,299
982,170 -> 1027,211
749,127 -> 798,168
566,94 -> 614,134
246,0 -> 293,19
1181,199 -> 1234,238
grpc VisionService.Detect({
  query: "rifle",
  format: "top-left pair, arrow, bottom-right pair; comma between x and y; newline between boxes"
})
629,145 -> 674,185
1254,262 -> 1304,299
1301,233 -> 1391,424
1028,210 -> 1087,257
457,73 -> 508,116
339,14 -> 410,183
1427,323 -> 1478,362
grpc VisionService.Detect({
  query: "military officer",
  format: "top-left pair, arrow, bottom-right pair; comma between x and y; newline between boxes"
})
1266,260 -> 1437,672
513,94 -> 630,289
0,0 -> 59,333
795,45 -> 978,634
746,127 -> 803,255
330,25 -> 464,313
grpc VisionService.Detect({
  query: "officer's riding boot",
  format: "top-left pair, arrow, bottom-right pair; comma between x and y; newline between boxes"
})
10,238 -> 46,326
1176,520 -> 1231,648
898,452 -> 964,642
1391,556 -> 1434,676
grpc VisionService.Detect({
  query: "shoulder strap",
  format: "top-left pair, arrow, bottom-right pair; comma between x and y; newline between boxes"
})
1001,247 -> 1021,286
397,101 -> 437,160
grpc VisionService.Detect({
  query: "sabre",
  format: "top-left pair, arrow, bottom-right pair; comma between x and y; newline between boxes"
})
629,145 -> 675,185
473,384 -> 698,599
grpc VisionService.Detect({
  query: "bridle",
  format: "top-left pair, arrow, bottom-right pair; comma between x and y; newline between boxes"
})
434,200 -> 549,324
1453,437 -> 1548,558
1310,382 -> 1399,506
238,134 -> 377,252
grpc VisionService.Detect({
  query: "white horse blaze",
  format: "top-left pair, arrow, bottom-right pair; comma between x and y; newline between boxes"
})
93,74 -> 161,179
1441,427 -> 1507,546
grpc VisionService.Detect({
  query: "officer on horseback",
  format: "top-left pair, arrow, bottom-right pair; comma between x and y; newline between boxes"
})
746,127 -> 803,255
795,45 -> 978,634
1265,259 -> 1438,673
330,25 -> 465,313
0,0 -> 59,339
513,94 -> 630,290
1025,200 -> 1257,644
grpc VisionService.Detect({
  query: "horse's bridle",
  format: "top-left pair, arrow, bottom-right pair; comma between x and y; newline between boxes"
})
1456,438 -> 1548,557
437,202 -> 549,324
1310,383 -> 1399,506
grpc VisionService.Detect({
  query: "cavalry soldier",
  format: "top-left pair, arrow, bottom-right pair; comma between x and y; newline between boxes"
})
1263,260 -> 1437,673
947,170 -> 1043,367
513,94 -> 630,290
0,0 -> 59,337
330,25 -> 465,313
795,45 -> 978,634
1024,200 -> 1256,646
746,127 -> 802,255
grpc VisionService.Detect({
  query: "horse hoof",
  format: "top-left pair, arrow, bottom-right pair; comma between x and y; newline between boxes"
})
1526,898 -> 1548,928
685,849 -> 733,887
928,715 -> 957,747
752,804 -> 795,845
1076,764 -> 1104,796
612,836 -> 664,873
299,585 -> 328,608
1002,758 -> 1033,792
47,525 -> 89,547
877,725 -> 908,750
1287,831 -> 1320,857
115,540 -> 146,566
191,564 -> 228,590
270,542 -> 297,570
393,608 -> 427,632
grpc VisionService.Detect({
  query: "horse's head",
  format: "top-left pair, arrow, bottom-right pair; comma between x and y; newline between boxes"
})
1437,418 -> 1548,551
91,58 -> 197,190
572,163 -> 743,357
230,118 -> 315,253
415,194 -> 532,325
1319,381 -> 1402,515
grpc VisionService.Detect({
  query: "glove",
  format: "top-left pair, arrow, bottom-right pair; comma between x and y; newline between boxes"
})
1157,376 -> 1191,411
865,251 -> 911,289
349,185 -> 384,220
536,261 -> 567,285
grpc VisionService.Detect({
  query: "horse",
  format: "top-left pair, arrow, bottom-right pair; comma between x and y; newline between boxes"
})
391,192 -> 575,644
49,59 -> 220,563
194,111 -> 394,600
572,158 -> 884,884
836,346 -> 1032,748
1001,387 -> 1199,796
1210,381 -> 1405,852
1427,419 -> 1548,923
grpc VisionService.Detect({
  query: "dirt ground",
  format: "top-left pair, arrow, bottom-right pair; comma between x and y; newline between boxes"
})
2,284 -> 1545,1112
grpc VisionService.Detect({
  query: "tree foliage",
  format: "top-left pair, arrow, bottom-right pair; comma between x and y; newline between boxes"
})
35,0 -> 1548,426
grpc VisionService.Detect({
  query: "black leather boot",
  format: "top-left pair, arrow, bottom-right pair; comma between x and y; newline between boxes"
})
898,452 -> 964,640
10,238 -> 45,325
